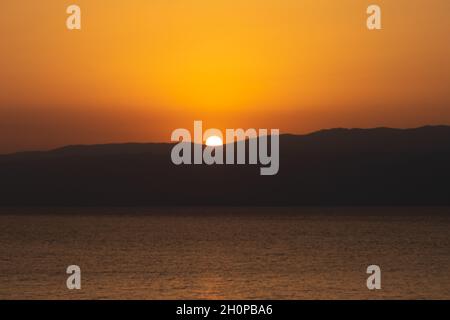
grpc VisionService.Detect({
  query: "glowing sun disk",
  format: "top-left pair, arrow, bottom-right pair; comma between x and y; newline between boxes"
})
205,135 -> 223,147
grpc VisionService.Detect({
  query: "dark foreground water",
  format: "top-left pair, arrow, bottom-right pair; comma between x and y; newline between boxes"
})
0,207 -> 449,299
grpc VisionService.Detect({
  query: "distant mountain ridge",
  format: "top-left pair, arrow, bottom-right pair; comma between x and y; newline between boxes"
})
1,125 -> 450,206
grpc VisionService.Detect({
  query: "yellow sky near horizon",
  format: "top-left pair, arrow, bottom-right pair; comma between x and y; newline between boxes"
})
1,0 -> 449,152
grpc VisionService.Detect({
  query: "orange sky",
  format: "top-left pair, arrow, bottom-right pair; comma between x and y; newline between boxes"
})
1,0 -> 449,153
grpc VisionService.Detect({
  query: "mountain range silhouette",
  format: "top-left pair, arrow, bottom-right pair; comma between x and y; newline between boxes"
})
1,125 -> 450,206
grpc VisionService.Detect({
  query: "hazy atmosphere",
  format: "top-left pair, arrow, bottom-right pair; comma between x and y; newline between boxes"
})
1,0 -> 450,153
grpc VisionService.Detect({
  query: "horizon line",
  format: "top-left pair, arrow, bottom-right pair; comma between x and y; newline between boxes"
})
2,124 -> 450,156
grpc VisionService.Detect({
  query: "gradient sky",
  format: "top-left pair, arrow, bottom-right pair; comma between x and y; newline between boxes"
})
1,0 -> 449,153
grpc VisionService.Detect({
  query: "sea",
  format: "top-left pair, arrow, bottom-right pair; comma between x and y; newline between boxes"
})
0,207 -> 449,299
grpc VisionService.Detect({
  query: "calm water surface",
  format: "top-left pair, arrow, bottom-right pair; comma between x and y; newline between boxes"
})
0,207 -> 449,299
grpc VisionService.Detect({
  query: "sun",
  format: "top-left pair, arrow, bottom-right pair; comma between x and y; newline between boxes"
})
205,135 -> 223,147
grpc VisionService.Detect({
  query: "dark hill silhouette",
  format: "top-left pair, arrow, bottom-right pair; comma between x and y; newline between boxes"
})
1,125 -> 450,206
